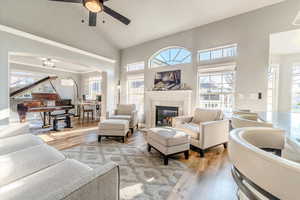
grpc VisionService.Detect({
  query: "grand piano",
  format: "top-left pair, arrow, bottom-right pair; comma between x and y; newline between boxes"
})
10,76 -> 75,128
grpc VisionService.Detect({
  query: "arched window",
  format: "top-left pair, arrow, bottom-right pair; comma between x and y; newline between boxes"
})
149,47 -> 192,68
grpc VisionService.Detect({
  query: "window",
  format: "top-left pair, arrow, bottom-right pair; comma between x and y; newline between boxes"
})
149,47 -> 192,68
198,44 -> 237,62
291,65 -> 300,112
198,66 -> 235,112
127,75 -> 144,117
127,62 -> 145,72
87,76 -> 101,100
267,65 -> 279,112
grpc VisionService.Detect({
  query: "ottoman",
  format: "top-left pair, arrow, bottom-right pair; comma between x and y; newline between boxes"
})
146,127 -> 190,165
98,119 -> 130,143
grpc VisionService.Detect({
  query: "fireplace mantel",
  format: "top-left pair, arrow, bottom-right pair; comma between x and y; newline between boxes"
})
145,90 -> 193,128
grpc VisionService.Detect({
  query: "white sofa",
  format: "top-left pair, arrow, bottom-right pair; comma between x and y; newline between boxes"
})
0,123 -> 120,200
228,127 -> 300,200
173,108 -> 229,157
231,114 -> 273,129
109,104 -> 138,131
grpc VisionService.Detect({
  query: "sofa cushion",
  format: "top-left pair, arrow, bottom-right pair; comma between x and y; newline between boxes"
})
0,123 -> 30,139
116,104 -> 135,115
110,115 -> 132,121
99,119 -> 129,131
0,134 -> 44,156
0,144 -> 65,187
178,123 -> 201,140
147,128 -> 189,147
0,159 -> 93,200
192,109 -> 222,124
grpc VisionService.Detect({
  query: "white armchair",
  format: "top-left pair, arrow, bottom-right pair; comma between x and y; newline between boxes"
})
173,108 -> 229,157
109,104 -> 138,131
231,114 -> 273,129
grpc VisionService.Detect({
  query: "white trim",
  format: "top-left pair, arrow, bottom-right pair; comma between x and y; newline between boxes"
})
9,61 -> 95,74
0,24 -> 116,63
198,62 -> 237,73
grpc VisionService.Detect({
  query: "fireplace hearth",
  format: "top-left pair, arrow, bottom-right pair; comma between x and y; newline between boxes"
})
155,106 -> 179,127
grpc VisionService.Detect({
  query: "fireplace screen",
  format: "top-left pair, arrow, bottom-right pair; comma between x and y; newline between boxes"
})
155,106 -> 179,127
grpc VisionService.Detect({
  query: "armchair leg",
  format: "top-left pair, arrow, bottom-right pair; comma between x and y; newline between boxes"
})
98,136 -> 101,143
199,149 -> 205,158
223,143 -> 228,149
184,150 -> 189,160
164,156 -> 169,165
147,144 -> 151,152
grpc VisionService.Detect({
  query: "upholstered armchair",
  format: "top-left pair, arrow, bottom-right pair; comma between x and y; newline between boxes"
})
231,114 -> 273,129
173,108 -> 229,157
109,104 -> 138,131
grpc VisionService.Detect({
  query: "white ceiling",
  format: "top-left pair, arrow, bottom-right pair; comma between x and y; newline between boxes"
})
9,54 -> 95,74
97,0 -> 285,48
270,29 -> 300,55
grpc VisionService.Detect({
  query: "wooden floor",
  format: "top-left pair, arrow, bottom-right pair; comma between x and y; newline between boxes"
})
37,122 -> 237,200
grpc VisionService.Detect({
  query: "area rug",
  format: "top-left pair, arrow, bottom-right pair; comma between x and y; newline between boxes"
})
61,134 -> 188,200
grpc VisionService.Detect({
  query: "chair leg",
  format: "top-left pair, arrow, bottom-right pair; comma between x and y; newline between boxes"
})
199,149 -> 205,158
147,144 -> 151,152
223,143 -> 228,149
122,136 -> 125,143
164,156 -> 169,165
98,136 -> 102,143
184,150 -> 189,160
92,111 -> 94,120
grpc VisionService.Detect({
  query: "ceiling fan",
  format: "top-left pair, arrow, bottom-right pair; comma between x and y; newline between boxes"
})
49,0 -> 131,26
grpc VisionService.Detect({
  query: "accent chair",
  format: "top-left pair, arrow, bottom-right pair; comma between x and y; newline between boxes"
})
173,108 -> 229,157
109,104 -> 138,132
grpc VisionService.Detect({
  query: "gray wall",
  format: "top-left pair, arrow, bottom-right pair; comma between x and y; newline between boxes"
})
120,0 -> 300,113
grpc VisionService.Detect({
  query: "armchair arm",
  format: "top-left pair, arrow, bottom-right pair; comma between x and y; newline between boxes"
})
200,120 -> 230,149
173,116 -> 193,127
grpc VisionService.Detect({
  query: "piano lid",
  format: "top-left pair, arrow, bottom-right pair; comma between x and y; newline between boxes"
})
10,76 -> 58,98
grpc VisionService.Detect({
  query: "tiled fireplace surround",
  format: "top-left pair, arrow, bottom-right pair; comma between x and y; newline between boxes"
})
145,90 -> 193,128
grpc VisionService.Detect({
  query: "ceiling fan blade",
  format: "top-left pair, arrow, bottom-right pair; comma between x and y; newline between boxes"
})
48,0 -> 82,3
89,12 -> 97,26
103,5 -> 131,25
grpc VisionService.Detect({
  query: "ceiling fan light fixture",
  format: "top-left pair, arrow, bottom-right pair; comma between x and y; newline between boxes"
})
84,0 -> 103,13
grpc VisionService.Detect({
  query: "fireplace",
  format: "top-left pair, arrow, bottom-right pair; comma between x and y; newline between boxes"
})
155,106 -> 179,127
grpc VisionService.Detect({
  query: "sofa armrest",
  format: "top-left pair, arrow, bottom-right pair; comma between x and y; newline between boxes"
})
200,120 -> 229,149
173,116 -> 193,127
62,162 -> 120,200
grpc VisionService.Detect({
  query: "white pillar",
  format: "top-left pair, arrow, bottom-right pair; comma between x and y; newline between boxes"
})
101,71 -> 108,121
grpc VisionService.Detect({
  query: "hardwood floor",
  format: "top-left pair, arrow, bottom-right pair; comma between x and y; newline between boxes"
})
37,123 -> 237,200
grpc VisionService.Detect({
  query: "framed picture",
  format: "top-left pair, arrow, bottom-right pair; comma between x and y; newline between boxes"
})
154,70 -> 181,90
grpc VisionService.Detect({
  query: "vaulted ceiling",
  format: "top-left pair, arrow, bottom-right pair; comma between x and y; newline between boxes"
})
0,0 -> 285,50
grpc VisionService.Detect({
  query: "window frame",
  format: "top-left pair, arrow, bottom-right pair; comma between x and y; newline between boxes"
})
198,44 -> 238,63
127,74 -> 145,115
149,46 -> 192,68
126,62 -> 145,72
87,76 -> 102,100
197,64 -> 236,112
291,64 -> 300,113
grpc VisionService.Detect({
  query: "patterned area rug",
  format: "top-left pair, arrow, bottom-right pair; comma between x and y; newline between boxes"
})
61,133 -> 188,200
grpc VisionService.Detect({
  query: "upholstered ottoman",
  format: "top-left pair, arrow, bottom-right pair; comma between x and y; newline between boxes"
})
146,127 -> 190,165
98,119 -> 130,143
